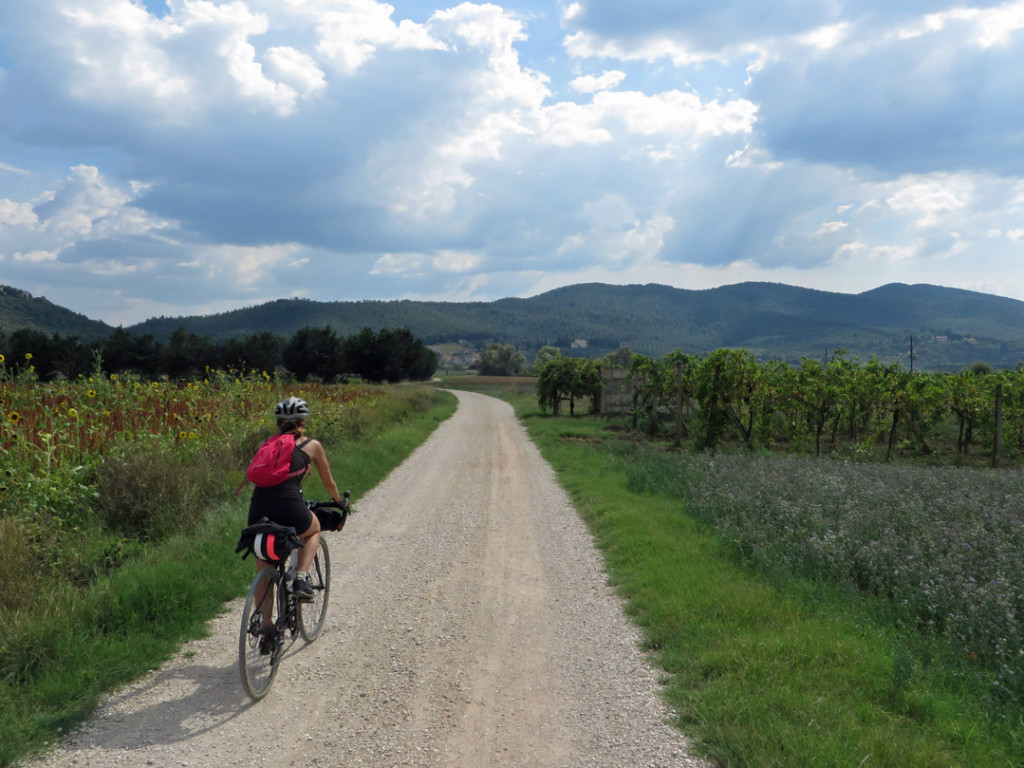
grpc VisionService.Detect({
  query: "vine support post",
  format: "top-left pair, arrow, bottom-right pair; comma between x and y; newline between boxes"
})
674,361 -> 684,448
993,383 -> 1003,468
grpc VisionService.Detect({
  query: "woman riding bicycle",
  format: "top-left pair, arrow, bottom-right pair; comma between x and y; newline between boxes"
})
248,396 -> 345,601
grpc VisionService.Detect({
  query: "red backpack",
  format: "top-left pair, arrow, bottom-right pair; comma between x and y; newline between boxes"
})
244,434 -> 311,488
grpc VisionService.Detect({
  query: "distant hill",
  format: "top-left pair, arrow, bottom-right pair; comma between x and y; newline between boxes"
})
0,285 -> 112,341
4,282 -> 1024,371
125,282 -> 1024,371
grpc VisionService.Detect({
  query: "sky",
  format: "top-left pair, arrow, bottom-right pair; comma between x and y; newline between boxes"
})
2,0 -> 1024,326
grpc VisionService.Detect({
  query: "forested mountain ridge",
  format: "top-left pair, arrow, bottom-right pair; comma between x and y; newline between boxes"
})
4,282 -> 1024,371
0,285 -> 111,341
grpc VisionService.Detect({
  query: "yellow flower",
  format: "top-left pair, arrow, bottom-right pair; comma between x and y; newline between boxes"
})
6,411 -> 19,424
87,389 -> 96,398
68,408 -> 79,419
24,353 -> 32,361
0,353 -> 5,364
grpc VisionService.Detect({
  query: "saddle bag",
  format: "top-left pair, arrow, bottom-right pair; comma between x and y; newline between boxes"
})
235,517 -> 302,562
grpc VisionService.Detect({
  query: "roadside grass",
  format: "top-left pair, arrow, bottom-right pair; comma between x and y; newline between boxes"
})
440,378 -> 1021,767
524,414 -> 1020,767
0,387 -> 456,768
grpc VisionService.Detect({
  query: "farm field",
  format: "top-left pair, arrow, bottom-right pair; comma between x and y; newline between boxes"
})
6,361 -> 1024,767
0,360 -> 456,767
443,375 -> 1024,767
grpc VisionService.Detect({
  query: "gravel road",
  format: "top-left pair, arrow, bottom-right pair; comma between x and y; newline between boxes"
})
27,390 -> 712,768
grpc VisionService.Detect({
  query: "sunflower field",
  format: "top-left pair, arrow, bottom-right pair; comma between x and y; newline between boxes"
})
0,354 -> 385,613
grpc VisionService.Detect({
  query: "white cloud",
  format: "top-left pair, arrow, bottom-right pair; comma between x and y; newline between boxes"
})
867,243 -> 921,262
570,70 -> 626,93
0,200 -> 38,228
315,0 -> 444,75
432,249 -> 481,272
12,250 -> 59,263
815,220 -> 848,235
539,89 -> 756,147
795,22 -> 850,51
371,252 -> 423,276
884,176 -> 971,228
904,2 -> 1024,48
557,194 -> 675,267
563,30 -> 720,68
263,46 -> 327,96
35,165 -> 169,240
201,243 -> 307,287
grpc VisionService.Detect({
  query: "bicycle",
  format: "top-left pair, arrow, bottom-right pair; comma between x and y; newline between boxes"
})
238,492 -> 350,701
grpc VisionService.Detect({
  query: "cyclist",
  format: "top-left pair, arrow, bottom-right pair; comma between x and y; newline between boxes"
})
247,396 -> 346,601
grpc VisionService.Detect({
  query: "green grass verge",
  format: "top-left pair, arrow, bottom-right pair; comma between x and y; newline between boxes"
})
520,412 -> 1020,767
0,388 -> 456,768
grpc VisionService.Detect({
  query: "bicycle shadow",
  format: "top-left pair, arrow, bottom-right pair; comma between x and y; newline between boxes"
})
59,656 -> 251,752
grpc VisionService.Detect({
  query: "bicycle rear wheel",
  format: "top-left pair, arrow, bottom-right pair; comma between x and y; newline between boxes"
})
239,568 -> 284,700
298,537 -> 331,642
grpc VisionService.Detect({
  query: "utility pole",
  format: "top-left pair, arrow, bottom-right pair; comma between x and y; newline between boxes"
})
909,336 -> 915,373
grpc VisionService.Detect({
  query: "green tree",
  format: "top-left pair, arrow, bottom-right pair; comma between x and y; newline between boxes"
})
342,327 -> 438,383
158,327 -> 217,379
283,326 -> 344,381
221,331 -> 284,374
536,357 -> 603,416
694,348 -> 762,451
604,345 -> 634,368
479,343 -> 527,376
98,327 -> 159,376
532,345 -> 561,371
2,329 -> 92,379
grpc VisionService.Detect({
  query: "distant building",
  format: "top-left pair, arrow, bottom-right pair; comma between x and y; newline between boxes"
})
570,338 -> 588,349
429,346 -> 480,368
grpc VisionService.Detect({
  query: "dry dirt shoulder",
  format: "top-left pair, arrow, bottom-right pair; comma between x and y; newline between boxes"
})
27,390 -> 710,768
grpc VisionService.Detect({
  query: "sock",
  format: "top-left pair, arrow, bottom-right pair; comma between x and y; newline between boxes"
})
295,571 -> 308,582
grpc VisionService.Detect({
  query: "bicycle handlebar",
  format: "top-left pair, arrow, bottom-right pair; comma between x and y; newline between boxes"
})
308,489 -> 351,513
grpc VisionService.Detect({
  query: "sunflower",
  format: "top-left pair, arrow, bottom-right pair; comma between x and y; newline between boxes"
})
0,353 -> 5,364
7,411 -> 20,424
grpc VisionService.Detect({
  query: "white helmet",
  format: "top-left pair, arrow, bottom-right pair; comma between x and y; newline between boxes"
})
274,396 -> 310,422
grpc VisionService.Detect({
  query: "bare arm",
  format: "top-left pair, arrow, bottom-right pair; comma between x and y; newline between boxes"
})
303,439 -> 343,504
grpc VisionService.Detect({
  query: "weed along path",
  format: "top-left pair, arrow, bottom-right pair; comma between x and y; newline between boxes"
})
30,390 -> 710,768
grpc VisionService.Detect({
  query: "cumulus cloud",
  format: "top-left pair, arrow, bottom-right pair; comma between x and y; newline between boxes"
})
0,0 -> 1022,324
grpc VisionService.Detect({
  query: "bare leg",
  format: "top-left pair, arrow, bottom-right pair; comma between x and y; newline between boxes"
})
255,559 -> 274,629
298,514 -> 321,574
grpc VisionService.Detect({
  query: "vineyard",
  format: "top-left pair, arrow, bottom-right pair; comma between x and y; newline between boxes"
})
625,349 -> 1024,463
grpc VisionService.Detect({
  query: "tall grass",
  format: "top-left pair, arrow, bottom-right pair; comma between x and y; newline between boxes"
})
0,375 -> 455,768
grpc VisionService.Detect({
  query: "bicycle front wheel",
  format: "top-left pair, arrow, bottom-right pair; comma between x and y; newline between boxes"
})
298,537 -> 331,642
239,567 -> 283,701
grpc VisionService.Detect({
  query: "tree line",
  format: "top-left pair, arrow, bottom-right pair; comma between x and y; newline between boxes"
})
0,325 -> 437,383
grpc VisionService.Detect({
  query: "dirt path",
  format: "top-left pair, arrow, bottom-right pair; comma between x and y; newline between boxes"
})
27,391 -> 710,768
